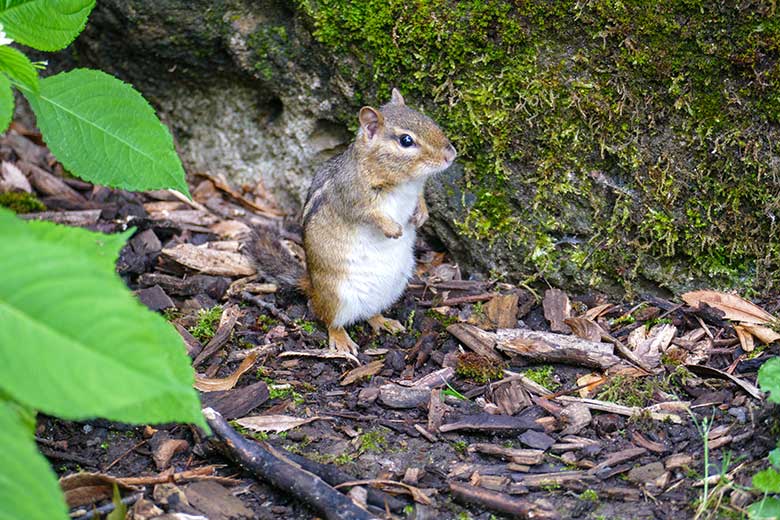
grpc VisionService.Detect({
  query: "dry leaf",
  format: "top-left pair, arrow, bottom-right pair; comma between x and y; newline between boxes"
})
194,352 -> 259,392
0,161 -> 31,192
235,414 -> 333,433
565,317 -> 604,343
741,324 -> 780,345
576,373 -> 607,398
543,288 -> 572,333
341,360 -> 385,386
60,473 -> 138,508
734,325 -> 756,353
583,303 -> 614,321
682,290 -> 775,324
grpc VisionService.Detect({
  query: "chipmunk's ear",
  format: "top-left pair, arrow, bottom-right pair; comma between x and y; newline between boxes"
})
358,106 -> 384,139
391,88 -> 405,105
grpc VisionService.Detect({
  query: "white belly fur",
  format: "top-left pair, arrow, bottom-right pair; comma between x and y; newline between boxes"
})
333,181 -> 423,327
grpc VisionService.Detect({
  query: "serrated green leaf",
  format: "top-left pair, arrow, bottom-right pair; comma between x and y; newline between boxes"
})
759,357 -> 780,403
0,400 -> 68,520
770,448 -> 780,469
0,73 -> 13,133
754,468 -> 780,494
749,496 -> 780,519
0,209 -> 205,429
0,0 -> 95,51
0,45 -> 37,92
21,69 -> 189,194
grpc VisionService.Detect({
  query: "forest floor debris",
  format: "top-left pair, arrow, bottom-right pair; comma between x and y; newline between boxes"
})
2,123 -> 779,519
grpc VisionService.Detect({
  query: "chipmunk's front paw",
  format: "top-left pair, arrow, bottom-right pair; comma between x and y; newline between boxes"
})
382,222 -> 403,239
410,202 -> 429,228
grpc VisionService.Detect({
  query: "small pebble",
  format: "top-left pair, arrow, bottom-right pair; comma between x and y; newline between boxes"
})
727,406 -> 747,424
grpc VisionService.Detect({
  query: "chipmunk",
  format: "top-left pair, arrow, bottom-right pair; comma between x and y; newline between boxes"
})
252,89 -> 456,355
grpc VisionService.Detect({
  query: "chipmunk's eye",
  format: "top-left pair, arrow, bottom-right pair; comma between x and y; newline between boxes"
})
399,134 -> 414,147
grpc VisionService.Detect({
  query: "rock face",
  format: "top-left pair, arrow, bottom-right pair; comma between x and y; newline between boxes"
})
49,1 -> 780,296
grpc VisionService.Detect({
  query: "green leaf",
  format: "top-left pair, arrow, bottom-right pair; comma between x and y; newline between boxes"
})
754,468 -> 780,494
759,357 -> 780,403
0,73 -> 13,133
21,69 -> 189,195
0,209 -> 205,429
0,45 -> 37,92
770,448 -> 780,469
0,0 -> 95,51
0,400 -> 68,520
749,497 -> 780,519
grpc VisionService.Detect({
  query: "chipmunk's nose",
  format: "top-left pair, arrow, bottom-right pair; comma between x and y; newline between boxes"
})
443,143 -> 457,164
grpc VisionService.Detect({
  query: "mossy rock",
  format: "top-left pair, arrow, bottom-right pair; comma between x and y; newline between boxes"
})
54,0 -> 780,296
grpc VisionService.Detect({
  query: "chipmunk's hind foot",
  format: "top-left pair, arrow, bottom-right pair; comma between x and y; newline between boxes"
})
327,326 -> 360,356
368,314 -> 406,335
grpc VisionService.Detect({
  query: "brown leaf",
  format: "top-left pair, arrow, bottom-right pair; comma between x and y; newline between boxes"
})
682,290 -> 775,324
565,317 -> 605,342
741,324 -> 780,345
583,303 -> 615,321
734,325 -> 756,353
152,439 -> 190,471
340,359 -> 385,386
543,288 -> 572,333
235,414 -> 333,433
576,373 -> 607,398
194,352 -> 259,392
60,473 -> 138,508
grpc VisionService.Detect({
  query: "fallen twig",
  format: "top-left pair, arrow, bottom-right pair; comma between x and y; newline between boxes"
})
203,407 -> 377,520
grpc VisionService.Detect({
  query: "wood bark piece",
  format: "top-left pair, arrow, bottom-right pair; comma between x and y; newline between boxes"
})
446,323 -> 504,363
200,381 -> 269,419
469,444 -> 545,465
555,396 -> 685,423
378,384 -> 431,409
440,411 -> 544,434
20,161 -> 87,205
511,470 -> 596,488
203,407 -> 377,520
0,160 -> 31,192
543,288 -> 572,333
161,243 -> 256,276
495,328 -> 622,370
450,482 -> 559,519
20,209 -> 101,227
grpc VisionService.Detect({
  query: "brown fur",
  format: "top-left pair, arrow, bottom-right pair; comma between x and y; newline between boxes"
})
252,89 -> 455,351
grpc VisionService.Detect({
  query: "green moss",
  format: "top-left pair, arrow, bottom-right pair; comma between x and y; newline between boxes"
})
297,0 -> 780,294
189,305 -> 222,342
523,365 -> 560,391
455,352 -> 505,383
596,375 -> 661,407
358,428 -> 388,454
0,192 -> 45,213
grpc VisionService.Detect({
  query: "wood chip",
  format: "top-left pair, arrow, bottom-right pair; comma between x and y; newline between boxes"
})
450,482 -> 559,519
470,444 -> 545,465
200,381 -> 270,420
161,243 -> 256,276
565,316 -> 604,342
0,160 -> 31,192
440,412 -> 544,433
495,328 -> 621,370
446,323 -> 504,363
543,288 -> 572,333
341,360 -> 385,386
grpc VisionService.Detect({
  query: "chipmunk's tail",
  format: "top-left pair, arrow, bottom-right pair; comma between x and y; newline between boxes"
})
247,226 -> 309,293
